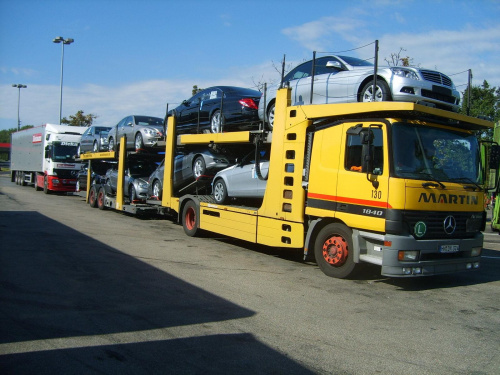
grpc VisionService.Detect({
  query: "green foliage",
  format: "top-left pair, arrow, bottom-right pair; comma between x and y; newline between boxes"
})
61,110 -> 98,127
192,85 -> 203,96
460,80 -> 500,141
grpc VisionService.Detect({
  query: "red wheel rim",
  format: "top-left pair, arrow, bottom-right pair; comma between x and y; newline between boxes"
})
322,235 -> 348,266
98,191 -> 104,206
185,207 -> 196,230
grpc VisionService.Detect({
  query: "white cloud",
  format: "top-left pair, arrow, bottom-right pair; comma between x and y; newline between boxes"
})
0,70 -> 272,131
377,26 -> 500,88
281,14 -> 500,90
282,16 -> 367,52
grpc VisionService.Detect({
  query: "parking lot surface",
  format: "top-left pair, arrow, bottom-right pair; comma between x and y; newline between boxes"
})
1,171 -> 499,374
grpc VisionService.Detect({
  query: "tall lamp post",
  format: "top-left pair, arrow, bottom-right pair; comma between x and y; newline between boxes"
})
12,84 -> 27,131
53,36 -> 74,124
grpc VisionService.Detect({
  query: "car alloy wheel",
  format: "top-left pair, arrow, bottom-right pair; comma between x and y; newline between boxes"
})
210,110 -> 221,133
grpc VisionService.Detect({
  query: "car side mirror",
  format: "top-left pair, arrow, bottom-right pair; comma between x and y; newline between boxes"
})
326,61 -> 342,69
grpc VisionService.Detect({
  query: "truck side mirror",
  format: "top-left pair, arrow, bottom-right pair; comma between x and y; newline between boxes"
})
360,129 -> 374,173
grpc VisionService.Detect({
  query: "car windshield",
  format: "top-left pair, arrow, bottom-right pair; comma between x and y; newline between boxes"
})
129,161 -> 158,177
95,127 -> 111,134
337,55 -> 374,67
135,116 -> 163,126
392,122 -> 481,183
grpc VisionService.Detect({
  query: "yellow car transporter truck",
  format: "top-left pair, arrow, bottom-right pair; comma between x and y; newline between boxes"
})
157,87 -> 494,278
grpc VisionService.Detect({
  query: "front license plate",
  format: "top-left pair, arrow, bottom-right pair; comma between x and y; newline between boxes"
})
440,244 -> 459,253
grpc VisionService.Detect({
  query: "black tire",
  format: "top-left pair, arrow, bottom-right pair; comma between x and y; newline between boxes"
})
34,175 -> 41,191
97,186 -> 106,210
213,178 -> 227,204
314,223 -> 356,278
89,185 -> 98,207
43,176 -> 50,194
182,200 -> 201,237
20,172 -> 26,186
266,102 -> 275,131
210,110 -> 221,133
93,141 -> 99,152
359,80 -> 391,102
192,156 -> 206,179
109,137 -> 115,151
129,185 -> 137,202
152,180 -> 162,200
135,133 -> 144,150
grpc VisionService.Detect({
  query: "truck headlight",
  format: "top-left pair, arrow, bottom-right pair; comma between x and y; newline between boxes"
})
398,250 -> 419,261
471,247 -> 482,257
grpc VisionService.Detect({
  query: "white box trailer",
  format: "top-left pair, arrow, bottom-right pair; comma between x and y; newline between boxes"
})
11,124 -> 85,193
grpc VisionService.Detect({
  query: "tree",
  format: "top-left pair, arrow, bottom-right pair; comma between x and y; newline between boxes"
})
192,85 -> 203,96
460,80 -> 500,141
61,110 -> 97,127
385,47 -> 414,67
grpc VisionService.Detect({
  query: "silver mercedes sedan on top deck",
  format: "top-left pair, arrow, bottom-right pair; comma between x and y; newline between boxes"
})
259,55 -> 461,129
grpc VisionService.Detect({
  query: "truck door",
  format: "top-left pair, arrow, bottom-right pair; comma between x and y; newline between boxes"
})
335,122 -> 389,233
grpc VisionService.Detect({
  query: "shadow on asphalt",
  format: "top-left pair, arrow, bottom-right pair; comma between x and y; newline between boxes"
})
0,211 -> 314,374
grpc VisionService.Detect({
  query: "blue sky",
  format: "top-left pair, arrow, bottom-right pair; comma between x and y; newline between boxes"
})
1,0 -> 499,131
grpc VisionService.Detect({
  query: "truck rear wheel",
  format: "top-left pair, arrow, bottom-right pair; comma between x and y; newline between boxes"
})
182,200 -> 201,237
89,186 -> 98,208
97,186 -> 107,210
314,223 -> 356,278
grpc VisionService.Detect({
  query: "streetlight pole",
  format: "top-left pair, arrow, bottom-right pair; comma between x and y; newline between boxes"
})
53,36 -> 74,124
12,84 -> 27,131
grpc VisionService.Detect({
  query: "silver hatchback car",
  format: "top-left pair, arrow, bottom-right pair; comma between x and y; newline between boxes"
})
212,149 -> 270,204
108,115 -> 165,151
259,55 -> 460,129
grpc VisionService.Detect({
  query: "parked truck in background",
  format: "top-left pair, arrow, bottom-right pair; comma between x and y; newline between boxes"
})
11,124 -> 85,193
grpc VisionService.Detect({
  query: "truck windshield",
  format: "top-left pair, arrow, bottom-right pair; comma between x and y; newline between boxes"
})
53,144 -> 79,162
392,122 -> 481,184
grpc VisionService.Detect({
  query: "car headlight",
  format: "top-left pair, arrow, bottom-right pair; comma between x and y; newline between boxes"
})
138,182 -> 148,189
391,68 -> 420,81
143,128 -> 155,135
101,137 -> 108,144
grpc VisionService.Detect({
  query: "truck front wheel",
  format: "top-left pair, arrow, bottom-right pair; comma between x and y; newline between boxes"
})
314,223 -> 356,278
43,176 -> 50,194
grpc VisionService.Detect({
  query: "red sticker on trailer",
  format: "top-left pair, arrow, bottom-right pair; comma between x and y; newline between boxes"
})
32,133 -> 42,143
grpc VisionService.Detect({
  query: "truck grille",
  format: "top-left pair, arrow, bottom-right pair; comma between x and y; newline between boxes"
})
403,210 -> 484,240
54,169 -> 78,178
420,70 -> 453,87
